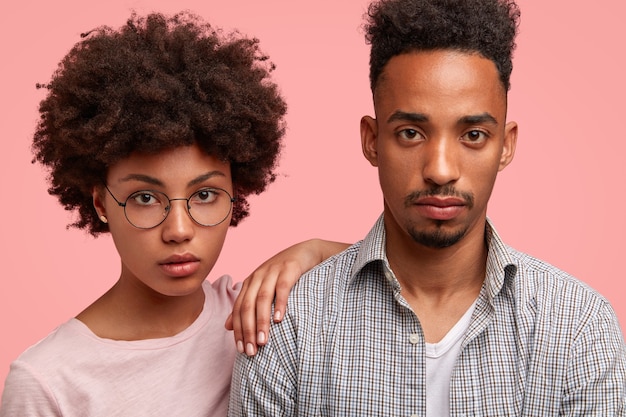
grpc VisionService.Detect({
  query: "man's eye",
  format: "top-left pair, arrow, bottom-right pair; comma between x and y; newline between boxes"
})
398,129 -> 423,140
462,130 -> 487,143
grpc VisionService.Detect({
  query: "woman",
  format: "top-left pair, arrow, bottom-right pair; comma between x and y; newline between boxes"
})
0,12 -> 346,415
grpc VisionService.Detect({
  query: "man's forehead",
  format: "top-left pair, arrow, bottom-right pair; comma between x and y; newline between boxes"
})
374,50 -> 506,95
372,50 -> 508,112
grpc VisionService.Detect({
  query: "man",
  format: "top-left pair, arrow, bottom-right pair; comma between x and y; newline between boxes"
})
229,0 -> 626,415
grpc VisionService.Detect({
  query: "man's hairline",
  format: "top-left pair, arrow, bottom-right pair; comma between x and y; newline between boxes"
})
371,48 -> 510,100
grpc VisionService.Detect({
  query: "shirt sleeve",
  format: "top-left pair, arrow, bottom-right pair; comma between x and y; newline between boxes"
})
0,360 -> 62,417
228,312 -> 299,416
561,301 -> 626,416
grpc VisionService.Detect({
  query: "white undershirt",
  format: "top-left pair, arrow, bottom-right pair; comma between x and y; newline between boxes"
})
425,300 -> 477,417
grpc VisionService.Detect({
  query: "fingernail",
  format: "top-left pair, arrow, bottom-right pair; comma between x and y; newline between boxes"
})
274,310 -> 282,321
258,331 -> 266,344
237,340 -> 244,354
246,343 -> 255,356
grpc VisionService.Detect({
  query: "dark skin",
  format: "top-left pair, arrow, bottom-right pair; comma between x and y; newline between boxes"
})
227,50 -> 518,350
361,50 -> 517,342
226,239 -> 349,355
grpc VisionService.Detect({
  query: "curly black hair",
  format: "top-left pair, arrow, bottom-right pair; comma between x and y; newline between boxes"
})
33,11 -> 287,235
364,0 -> 521,92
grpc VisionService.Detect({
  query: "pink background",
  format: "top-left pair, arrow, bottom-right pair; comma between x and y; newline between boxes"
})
1,0 -> 625,396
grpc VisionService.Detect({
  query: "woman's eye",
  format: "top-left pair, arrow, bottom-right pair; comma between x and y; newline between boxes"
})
131,192 -> 159,206
193,189 -> 218,204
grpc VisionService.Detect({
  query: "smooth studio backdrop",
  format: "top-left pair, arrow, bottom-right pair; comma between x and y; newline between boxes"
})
1,0 -> 625,395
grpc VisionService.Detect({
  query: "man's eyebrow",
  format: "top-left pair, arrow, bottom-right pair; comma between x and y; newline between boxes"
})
387,111 -> 429,124
458,113 -> 499,125
385,111 -> 499,126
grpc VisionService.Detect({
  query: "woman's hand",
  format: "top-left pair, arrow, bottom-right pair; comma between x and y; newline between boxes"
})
225,239 -> 349,356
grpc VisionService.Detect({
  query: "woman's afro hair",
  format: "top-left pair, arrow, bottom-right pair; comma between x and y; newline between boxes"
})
33,11 -> 287,235
364,0 -> 521,92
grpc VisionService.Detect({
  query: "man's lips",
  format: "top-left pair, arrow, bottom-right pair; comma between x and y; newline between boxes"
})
413,197 -> 466,220
414,196 -> 466,207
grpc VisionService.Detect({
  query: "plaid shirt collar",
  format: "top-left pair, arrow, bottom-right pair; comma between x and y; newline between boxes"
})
350,213 -> 518,304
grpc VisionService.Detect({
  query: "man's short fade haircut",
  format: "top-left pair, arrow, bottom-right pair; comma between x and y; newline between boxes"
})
364,0 -> 521,92
33,12 -> 287,235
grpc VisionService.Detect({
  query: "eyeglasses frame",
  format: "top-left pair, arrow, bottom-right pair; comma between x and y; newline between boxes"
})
103,184 -> 235,229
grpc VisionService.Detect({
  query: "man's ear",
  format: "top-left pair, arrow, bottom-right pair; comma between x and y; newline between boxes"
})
498,121 -> 518,171
361,115 -> 379,167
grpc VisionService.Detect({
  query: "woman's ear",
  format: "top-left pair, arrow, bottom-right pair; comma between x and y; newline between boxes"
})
92,186 -> 108,223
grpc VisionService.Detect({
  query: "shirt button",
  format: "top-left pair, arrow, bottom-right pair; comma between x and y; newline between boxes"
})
409,333 -> 419,344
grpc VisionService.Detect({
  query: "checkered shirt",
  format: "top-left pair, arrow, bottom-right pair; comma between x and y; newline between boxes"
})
229,215 -> 626,416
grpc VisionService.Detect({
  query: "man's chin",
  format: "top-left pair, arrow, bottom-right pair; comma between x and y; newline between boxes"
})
408,225 -> 468,249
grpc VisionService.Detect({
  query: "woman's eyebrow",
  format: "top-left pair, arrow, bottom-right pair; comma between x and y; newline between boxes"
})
188,171 -> 227,187
117,174 -> 163,186
116,171 -> 227,188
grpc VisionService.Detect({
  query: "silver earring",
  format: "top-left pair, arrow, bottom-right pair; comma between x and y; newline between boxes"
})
99,215 -> 108,223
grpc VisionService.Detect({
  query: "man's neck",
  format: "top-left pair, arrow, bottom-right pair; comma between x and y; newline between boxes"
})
384,217 -> 488,342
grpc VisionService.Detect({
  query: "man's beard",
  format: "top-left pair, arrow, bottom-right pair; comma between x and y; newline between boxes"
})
404,185 -> 473,248
407,221 -> 469,249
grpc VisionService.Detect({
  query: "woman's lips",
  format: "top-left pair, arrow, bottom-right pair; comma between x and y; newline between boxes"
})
159,254 -> 200,277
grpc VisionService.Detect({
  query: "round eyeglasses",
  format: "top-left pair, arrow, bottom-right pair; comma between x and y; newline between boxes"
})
105,185 -> 235,229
